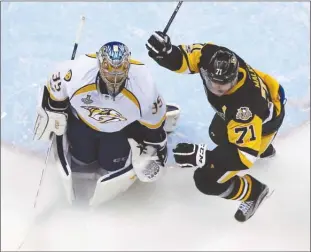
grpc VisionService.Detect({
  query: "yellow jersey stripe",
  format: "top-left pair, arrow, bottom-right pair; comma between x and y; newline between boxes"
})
71,84 -> 97,99
242,175 -> 253,201
217,171 -> 239,184
139,114 -> 166,129
176,45 -> 193,73
254,69 -> 282,117
226,68 -> 247,95
85,53 -> 97,58
130,59 -> 144,65
231,177 -> 244,200
121,88 -> 141,116
238,149 -> 255,168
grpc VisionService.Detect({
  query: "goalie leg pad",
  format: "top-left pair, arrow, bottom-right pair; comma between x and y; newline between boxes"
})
89,165 -> 137,207
53,135 -> 75,204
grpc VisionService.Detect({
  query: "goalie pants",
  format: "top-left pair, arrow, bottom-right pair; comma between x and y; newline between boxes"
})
67,112 -> 131,172
194,93 -> 285,201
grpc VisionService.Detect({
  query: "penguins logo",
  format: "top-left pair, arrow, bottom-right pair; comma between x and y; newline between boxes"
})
81,106 -> 127,123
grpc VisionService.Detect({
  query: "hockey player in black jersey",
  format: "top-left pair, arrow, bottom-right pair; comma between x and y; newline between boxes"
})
146,31 -> 286,222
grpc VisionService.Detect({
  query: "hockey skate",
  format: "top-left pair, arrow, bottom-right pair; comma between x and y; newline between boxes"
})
234,184 -> 270,222
259,144 -> 276,158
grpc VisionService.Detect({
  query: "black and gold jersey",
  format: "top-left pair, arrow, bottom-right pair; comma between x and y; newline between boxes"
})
152,42 -> 283,170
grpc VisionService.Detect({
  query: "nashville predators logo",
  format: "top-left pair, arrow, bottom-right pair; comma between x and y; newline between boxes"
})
81,106 -> 127,123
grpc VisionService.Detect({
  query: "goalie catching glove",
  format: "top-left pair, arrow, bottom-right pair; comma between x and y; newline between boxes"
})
130,133 -> 168,183
173,143 -> 208,168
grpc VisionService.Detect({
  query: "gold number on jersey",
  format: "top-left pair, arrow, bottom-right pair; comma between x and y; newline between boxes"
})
234,125 -> 256,144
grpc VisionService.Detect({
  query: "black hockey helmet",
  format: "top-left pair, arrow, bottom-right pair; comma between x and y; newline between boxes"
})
199,48 -> 239,95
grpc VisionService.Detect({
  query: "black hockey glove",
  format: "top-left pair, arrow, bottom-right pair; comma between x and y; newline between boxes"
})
173,143 -> 208,168
146,31 -> 172,59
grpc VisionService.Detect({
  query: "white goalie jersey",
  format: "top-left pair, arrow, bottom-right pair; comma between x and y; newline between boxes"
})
46,53 -> 166,133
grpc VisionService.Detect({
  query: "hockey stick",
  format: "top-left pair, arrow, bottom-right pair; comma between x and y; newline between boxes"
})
18,15 -> 86,251
71,16 -> 86,60
32,15 -> 86,210
163,1 -> 183,35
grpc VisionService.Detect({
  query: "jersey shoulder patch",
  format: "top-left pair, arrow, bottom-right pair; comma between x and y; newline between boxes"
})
64,69 -> 72,82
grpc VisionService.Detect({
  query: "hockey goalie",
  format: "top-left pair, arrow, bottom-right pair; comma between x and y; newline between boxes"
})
33,41 -> 180,206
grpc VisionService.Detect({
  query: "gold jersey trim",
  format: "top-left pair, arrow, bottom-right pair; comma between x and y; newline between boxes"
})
242,175 -> 253,201
226,67 -> 247,95
71,83 -> 97,100
238,149 -> 254,168
130,59 -> 144,65
217,171 -> 239,184
121,88 -> 142,116
85,53 -> 97,59
139,114 -> 166,129
77,113 -> 100,131
231,177 -> 245,200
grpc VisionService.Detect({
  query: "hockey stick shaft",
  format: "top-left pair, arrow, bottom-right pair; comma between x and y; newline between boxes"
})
33,16 -> 86,209
19,15 -> 87,251
71,16 -> 86,60
163,1 -> 183,35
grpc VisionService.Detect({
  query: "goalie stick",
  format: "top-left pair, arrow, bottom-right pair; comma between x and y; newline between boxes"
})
17,15 -> 86,251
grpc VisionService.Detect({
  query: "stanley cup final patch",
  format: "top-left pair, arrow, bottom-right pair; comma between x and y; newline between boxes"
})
236,107 -> 252,121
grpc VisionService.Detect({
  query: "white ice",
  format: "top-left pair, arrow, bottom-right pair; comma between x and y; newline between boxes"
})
2,122 -> 310,251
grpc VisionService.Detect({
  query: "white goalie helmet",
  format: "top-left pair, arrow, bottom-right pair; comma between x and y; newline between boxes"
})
96,41 -> 131,98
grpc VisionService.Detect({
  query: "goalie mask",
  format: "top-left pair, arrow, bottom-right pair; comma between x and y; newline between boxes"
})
97,41 -> 131,98
199,49 -> 239,96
